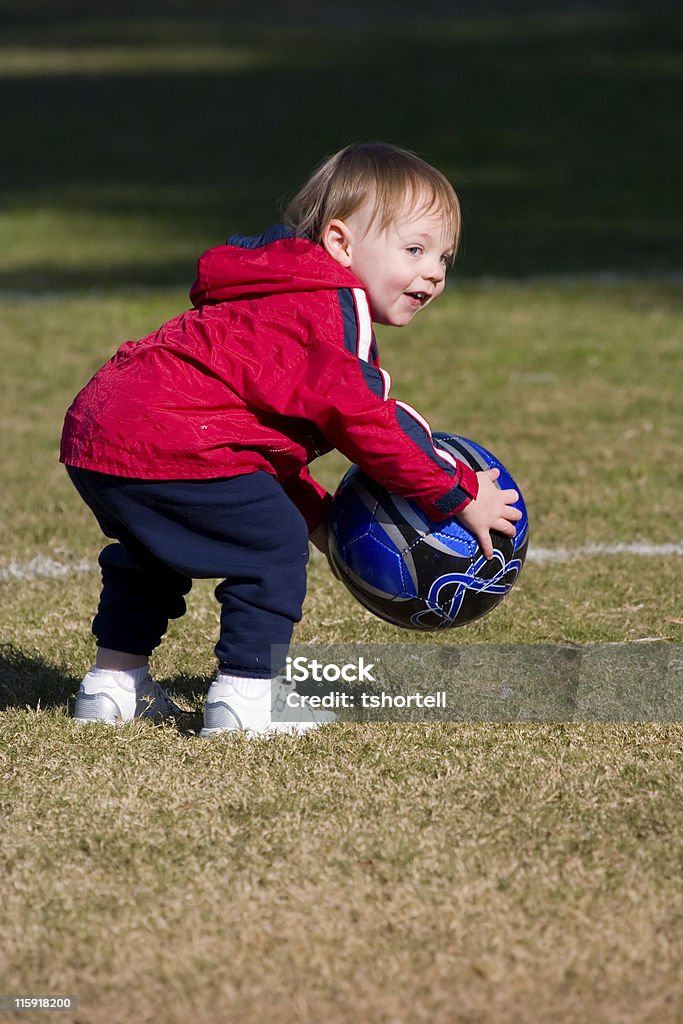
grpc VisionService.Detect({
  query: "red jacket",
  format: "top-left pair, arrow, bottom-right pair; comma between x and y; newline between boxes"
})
60,227 -> 478,530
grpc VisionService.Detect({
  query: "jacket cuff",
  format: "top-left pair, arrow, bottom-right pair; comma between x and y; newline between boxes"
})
432,462 -> 479,517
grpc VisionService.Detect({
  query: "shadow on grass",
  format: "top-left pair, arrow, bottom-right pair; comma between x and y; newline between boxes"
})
0,644 -> 205,734
0,2 -> 681,287
0,644 -> 78,712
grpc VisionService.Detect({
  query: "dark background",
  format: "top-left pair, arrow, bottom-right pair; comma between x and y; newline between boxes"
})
1,0 -> 680,288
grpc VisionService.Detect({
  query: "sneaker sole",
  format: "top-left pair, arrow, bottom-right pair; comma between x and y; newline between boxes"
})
199,721 -> 329,739
74,692 -> 123,724
201,698 -> 335,739
74,691 -> 181,724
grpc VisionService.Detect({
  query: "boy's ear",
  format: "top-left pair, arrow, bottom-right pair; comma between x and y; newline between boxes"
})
321,219 -> 353,267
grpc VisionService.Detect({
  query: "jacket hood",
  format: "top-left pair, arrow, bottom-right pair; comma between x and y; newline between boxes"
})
190,224 -> 363,307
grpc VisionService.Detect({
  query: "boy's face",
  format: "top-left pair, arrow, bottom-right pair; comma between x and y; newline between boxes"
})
323,198 -> 454,326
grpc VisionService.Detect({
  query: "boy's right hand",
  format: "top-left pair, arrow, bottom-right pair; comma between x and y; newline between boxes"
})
454,468 -> 522,561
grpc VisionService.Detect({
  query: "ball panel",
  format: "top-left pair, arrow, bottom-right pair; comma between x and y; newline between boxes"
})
328,435 -> 529,630
335,532 -> 408,599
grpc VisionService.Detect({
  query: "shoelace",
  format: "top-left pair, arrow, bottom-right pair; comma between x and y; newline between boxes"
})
151,683 -> 170,710
137,682 -> 179,716
271,677 -> 296,715
157,684 -> 182,714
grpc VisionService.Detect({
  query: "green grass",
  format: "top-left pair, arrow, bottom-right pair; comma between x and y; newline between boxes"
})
1,3 -> 683,1022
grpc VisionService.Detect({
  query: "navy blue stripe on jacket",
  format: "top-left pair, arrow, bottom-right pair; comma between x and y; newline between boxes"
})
337,286 -> 458,480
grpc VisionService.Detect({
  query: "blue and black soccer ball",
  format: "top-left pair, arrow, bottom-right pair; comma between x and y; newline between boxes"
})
328,434 -> 529,630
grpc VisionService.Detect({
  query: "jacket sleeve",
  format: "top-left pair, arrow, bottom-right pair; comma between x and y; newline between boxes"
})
324,289 -> 480,518
215,287 -> 479,521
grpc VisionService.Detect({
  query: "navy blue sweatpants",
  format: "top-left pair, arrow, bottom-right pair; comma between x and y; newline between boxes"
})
66,467 -> 309,678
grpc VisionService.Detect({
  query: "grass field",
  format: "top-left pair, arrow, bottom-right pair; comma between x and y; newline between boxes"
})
1,3 -> 682,1023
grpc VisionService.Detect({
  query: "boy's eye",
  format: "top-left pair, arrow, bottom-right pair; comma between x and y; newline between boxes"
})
406,246 -> 422,256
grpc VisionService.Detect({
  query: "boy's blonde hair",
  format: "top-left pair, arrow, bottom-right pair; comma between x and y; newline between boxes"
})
283,142 -> 461,262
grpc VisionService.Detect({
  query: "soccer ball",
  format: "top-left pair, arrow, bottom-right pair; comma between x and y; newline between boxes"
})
328,434 -> 529,630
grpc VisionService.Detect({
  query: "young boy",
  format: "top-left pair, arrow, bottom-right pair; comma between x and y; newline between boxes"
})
60,142 -> 521,736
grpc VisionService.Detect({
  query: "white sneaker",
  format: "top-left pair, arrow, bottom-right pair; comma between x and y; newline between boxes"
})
74,669 -> 181,724
200,676 -> 336,738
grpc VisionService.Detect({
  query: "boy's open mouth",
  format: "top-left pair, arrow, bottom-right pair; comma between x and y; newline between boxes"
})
405,291 -> 429,305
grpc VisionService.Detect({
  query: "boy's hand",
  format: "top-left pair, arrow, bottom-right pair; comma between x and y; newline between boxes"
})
454,468 -> 522,561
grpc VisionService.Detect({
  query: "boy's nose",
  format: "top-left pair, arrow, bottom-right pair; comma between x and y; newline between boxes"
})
425,261 -> 445,283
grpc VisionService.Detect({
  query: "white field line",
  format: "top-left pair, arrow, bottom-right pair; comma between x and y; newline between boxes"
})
527,542 -> 683,564
0,555 -> 95,581
1,542 -> 682,582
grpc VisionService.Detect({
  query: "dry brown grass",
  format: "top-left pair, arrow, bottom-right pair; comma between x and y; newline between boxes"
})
1,719 -> 682,1024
